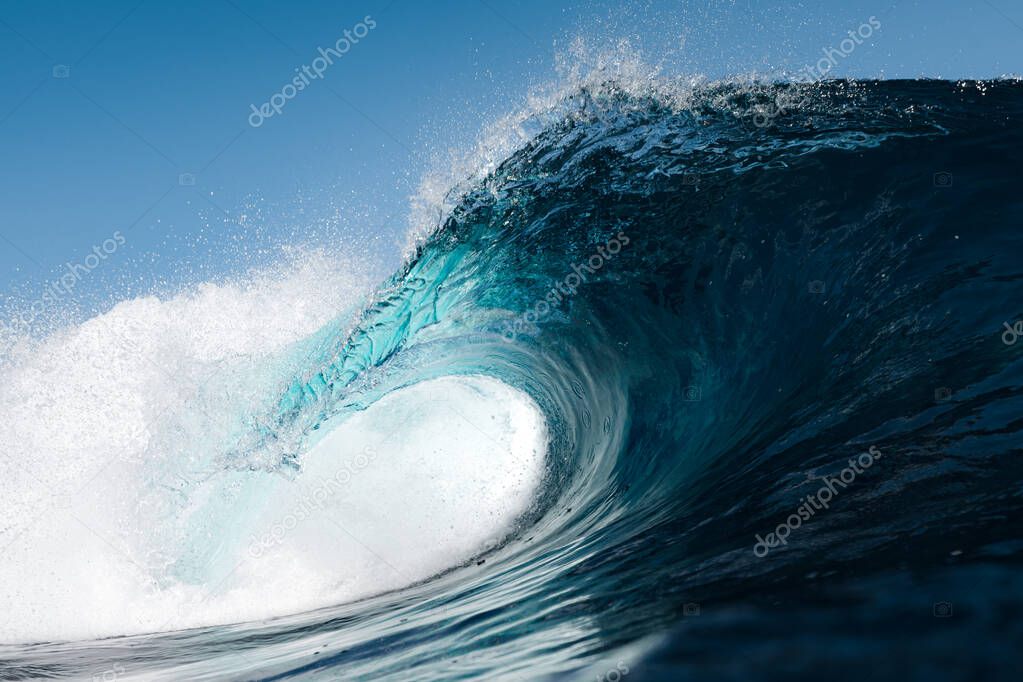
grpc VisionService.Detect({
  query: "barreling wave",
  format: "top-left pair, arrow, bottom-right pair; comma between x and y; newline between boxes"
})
2,75 -> 1023,681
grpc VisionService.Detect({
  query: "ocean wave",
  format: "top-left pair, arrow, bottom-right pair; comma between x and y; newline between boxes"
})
2,71 -> 1022,680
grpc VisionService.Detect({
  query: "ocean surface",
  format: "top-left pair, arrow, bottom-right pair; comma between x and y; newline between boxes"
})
2,76 -> 1022,680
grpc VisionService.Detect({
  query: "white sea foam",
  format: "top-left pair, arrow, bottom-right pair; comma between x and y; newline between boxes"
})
0,249 -> 547,643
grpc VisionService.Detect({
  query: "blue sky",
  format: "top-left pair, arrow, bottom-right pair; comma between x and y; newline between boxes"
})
1,0 -> 1021,323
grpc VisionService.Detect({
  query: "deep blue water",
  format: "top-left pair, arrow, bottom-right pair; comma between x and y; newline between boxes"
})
2,78 -> 1023,681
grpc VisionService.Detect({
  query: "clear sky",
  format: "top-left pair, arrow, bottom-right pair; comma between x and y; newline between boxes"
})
1,0 -> 1021,323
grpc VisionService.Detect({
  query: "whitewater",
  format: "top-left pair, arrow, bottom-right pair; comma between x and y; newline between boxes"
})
0,252 -> 547,642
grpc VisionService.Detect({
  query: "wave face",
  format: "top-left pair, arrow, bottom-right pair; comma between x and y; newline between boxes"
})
3,78 -> 1023,680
